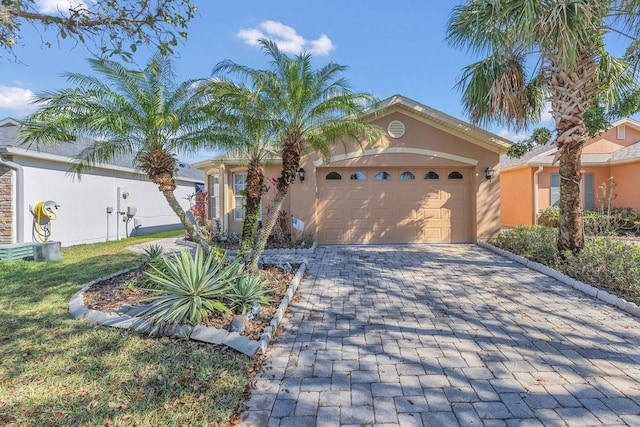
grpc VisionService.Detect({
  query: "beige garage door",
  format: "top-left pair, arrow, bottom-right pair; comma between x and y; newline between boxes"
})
317,168 -> 472,244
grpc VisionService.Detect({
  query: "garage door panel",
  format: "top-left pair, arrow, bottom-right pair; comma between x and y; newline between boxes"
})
418,208 -> 443,220
317,168 -> 472,244
348,188 -> 370,200
349,208 -> 368,220
323,227 -> 347,243
323,208 -> 343,221
349,228 -> 370,243
321,188 -> 344,200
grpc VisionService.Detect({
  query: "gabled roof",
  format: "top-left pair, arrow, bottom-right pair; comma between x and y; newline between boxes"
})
190,148 -> 282,169
193,94 -> 514,169
0,118 -> 204,182
362,94 -> 513,153
500,118 -> 640,170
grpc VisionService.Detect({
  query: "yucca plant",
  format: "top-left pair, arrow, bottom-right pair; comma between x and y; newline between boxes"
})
143,244 -> 164,260
227,274 -> 272,315
138,247 -> 243,327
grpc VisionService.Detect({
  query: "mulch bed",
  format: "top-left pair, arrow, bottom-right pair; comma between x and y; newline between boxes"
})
83,263 -> 298,341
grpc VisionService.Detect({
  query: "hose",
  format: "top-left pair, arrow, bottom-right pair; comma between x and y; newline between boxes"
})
32,201 -> 59,242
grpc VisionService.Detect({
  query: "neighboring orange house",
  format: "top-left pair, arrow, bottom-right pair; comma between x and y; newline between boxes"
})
500,118 -> 640,227
192,95 -> 512,244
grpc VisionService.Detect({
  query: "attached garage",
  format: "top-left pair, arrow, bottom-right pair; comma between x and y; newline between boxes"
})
196,95 -> 512,245
317,167 -> 472,244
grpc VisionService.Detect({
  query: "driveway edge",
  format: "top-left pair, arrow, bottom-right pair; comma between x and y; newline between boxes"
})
478,241 -> 640,317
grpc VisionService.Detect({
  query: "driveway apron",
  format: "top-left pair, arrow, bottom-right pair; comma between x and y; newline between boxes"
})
241,245 -> 640,426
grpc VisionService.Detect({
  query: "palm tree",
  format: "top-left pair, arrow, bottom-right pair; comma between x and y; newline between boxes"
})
447,1 -> 636,253
200,79 -> 279,259
20,54 -> 221,250
213,40 -> 382,270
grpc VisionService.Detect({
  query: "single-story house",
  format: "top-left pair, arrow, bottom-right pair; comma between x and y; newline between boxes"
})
0,118 -> 204,247
192,95 -> 512,245
500,118 -> 640,227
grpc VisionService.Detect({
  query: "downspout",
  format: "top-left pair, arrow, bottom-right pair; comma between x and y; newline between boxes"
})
533,166 -> 544,225
0,153 -> 25,242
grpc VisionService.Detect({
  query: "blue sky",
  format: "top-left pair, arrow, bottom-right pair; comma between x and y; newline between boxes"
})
1,0 -> 626,162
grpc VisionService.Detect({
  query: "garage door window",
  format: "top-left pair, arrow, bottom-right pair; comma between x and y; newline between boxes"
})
326,172 -> 342,180
350,171 -> 367,180
375,171 -> 392,180
400,171 -> 415,180
424,171 -> 439,180
448,171 -> 464,180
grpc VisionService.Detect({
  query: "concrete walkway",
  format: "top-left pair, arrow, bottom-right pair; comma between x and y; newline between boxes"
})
241,245 -> 640,426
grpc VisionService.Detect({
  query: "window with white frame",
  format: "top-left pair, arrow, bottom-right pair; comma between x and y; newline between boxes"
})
209,174 -> 220,220
233,172 -> 247,221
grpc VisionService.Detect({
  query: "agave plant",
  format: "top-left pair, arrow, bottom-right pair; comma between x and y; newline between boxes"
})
227,274 -> 272,315
138,247 -> 243,326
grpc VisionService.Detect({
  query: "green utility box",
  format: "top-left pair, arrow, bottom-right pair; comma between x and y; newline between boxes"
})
0,241 -> 62,261
0,242 -> 36,261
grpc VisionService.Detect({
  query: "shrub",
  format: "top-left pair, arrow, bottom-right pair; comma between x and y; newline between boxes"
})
563,237 -> 640,301
226,274 -> 272,315
538,206 -> 640,237
537,207 -> 559,227
493,225 -> 559,266
139,247 -> 242,327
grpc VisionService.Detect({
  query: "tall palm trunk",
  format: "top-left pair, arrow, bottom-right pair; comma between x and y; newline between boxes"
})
161,189 -> 211,252
557,142 -> 584,252
546,53 -> 598,253
248,131 -> 302,271
239,159 -> 264,259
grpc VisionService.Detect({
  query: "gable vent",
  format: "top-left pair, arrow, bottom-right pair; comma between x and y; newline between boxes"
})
387,120 -> 406,138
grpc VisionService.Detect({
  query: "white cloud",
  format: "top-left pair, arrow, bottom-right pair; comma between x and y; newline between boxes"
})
498,128 -> 529,142
0,86 -> 36,112
36,0 -> 89,15
237,21 -> 335,56
309,34 -> 334,56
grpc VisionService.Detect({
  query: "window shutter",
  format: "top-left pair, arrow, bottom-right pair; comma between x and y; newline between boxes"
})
550,173 -> 560,207
584,173 -> 595,210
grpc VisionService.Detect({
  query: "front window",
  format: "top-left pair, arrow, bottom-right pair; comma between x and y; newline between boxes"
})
209,174 -> 220,220
233,172 -> 247,221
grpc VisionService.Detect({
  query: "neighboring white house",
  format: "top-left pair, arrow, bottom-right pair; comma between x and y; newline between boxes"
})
0,118 -> 204,247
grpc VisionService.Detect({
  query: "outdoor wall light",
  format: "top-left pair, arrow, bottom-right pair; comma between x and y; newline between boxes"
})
484,167 -> 495,181
298,168 -> 306,182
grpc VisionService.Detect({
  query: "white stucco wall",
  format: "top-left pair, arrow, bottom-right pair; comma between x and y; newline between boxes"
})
17,157 -> 198,246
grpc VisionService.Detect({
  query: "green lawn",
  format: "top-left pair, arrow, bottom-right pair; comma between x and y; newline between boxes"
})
0,231 -> 253,426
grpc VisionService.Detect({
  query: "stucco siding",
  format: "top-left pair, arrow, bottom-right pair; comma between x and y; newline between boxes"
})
500,168 -> 534,226
610,162 -> 640,208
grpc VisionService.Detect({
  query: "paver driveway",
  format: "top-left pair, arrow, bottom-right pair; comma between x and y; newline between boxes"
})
242,245 -> 640,426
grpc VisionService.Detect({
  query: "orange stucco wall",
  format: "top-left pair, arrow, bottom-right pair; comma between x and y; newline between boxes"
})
501,122 -> 640,224
610,162 -> 640,208
500,168 -> 534,226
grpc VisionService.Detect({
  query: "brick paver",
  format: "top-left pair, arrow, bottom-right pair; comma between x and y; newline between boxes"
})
241,245 -> 640,426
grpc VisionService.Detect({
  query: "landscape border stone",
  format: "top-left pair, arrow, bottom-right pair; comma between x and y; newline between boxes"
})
68,262 -> 307,357
478,240 -> 640,317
